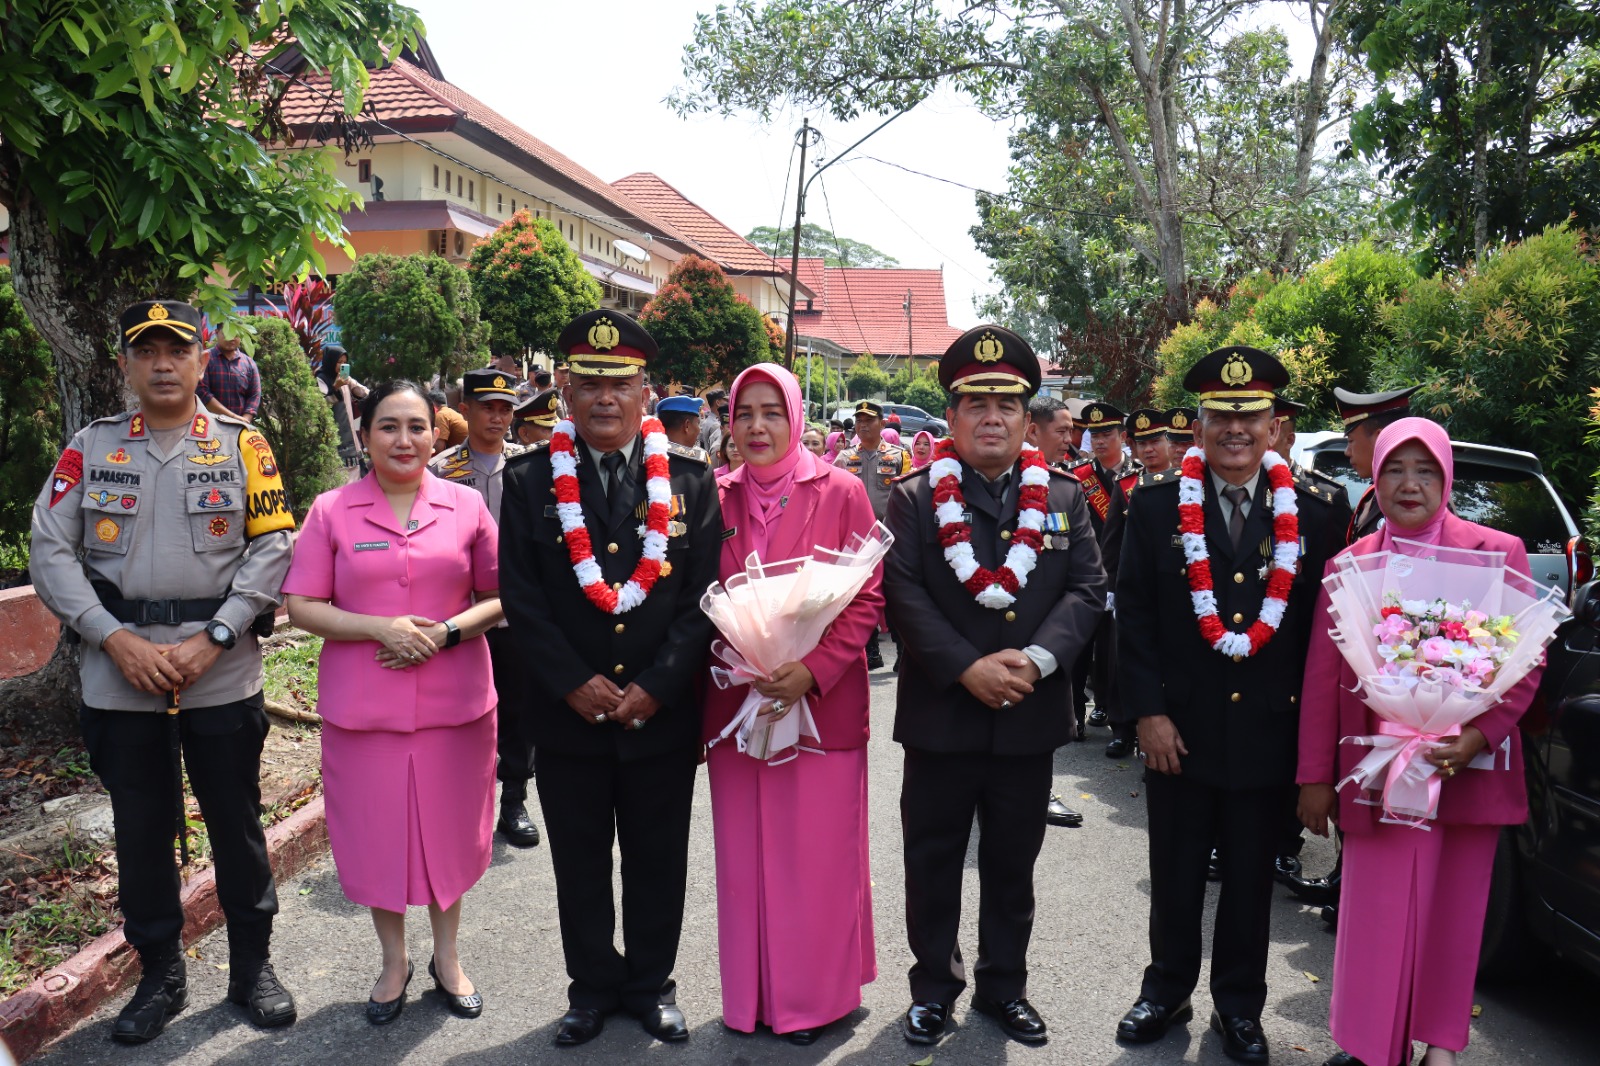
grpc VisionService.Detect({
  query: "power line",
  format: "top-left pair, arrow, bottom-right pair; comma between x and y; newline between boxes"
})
834,164 -> 993,287
815,170 -> 875,363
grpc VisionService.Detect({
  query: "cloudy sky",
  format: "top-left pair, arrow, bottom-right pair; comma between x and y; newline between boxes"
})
409,0 -> 1318,328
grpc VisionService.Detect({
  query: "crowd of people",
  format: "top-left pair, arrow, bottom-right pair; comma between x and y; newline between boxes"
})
27,297 -> 1539,1066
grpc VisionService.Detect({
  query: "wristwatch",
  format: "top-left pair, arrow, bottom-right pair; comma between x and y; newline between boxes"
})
204,619 -> 237,650
442,620 -> 461,649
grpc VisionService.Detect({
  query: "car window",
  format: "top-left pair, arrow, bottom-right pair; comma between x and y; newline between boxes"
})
1310,449 -> 1571,557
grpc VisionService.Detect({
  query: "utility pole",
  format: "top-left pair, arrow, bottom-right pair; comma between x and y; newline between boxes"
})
785,118 -> 820,369
903,288 -> 913,372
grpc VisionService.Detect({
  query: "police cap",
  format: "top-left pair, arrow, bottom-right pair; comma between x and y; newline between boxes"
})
938,324 -> 1039,397
119,300 -> 203,348
462,368 -> 520,402
555,311 -> 656,377
1181,346 -> 1289,414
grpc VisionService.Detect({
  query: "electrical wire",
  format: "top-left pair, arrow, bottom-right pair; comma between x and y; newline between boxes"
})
815,170 -> 878,362
767,138 -> 798,265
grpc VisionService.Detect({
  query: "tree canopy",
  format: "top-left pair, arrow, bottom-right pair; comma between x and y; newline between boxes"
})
468,210 -> 602,356
638,255 -> 778,387
744,223 -> 899,268
335,254 -> 485,385
845,353 -> 889,399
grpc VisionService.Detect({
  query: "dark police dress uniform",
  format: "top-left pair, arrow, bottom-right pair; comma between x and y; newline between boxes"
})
29,301 -> 298,1040
497,312 -> 721,1038
1067,402 -> 1138,747
1115,347 -> 1350,1046
886,327 -> 1105,1042
1333,385 -> 1418,544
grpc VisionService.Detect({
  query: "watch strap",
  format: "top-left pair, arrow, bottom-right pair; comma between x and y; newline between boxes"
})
443,620 -> 462,648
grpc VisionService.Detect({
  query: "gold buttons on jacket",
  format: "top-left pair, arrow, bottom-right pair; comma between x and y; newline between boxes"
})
1231,692 -> 1242,702
1232,655 -> 1243,662
1000,530 -> 1012,541
613,664 -> 625,675
614,623 -> 626,634
1005,611 -> 1016,622
612,582 -> 623,591
1234,572 -> 1245,584
607,542 -> 619,554
1291,695 -> 1298,704
556,535 -> 563,544
1232,613 -> 1244,624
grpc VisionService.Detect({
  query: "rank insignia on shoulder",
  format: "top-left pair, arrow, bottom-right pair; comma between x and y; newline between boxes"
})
666,441 -> 709,464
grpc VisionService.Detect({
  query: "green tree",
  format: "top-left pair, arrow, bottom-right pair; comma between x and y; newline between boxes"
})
0,265 -> 58,572
0,0 -> 423,438
335,254 -> 475,385
885,362 -> 918,404
468,210 -> 601,356
639,255 -> 773,387
744,223 -> 899,267
248,316 -> 344,521
902,367 -> 949,416
845,353 -> 889,399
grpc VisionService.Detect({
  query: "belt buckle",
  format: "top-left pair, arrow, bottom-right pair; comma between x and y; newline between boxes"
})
134,599 -> 182,625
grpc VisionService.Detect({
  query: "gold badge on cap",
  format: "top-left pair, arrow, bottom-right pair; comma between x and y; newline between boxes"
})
1088,406 -> 1103,423
147,304 -> 169,322
587,316 -> 620,351
1135,413 -> 1151,430
1171,411 -> 1190,429
493,375 -> 507,389
1221,354 -> 1251,387
974,331 -> 1005,363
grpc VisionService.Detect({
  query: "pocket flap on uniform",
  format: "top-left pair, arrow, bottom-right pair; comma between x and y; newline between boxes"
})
82,487 -> 141,515
187,485 -> 242,514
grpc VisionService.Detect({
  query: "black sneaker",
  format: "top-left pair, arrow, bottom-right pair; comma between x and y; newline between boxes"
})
227,959 -> 298,1028
113,948 -> 188,1044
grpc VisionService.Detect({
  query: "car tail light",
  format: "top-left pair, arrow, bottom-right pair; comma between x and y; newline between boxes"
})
1568,535 -> 1594,588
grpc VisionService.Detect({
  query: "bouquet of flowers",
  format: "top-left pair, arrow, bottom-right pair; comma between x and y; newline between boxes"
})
701,523 -> 894,765
1322,538 -> 1569,828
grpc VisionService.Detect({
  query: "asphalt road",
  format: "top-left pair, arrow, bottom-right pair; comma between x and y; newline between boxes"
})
44,648 -> 1598,1065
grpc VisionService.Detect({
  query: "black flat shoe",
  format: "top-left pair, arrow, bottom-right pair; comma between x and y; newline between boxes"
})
1210,1011 -> 1269,1064
555,1007 -> 605,1046
1323,1053 -> 1369,1066
497,801 -> 541,847
786,1025 -> 823,1045
1116,996 -> 1192,1044
366,961 -> 413,1026
972,995 -> 1048,1044
902,1001 -> 949,1045
1046,794 -> 1084,827
429,956 -> 483,1018
640,1004 -> 689,1042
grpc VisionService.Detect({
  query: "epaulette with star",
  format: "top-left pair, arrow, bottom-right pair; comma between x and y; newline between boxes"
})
1292,468 -> 1341,504
891,464 -> 931,484
505,441 -> 548,467
666,441 -> 709,465
1136,467 -> 1181,489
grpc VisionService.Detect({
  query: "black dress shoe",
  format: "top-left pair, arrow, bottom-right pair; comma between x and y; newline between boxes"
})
429,956 -> 483,1018
227,959 -> 297,1028
1115,997 -> 1192,1044
786,1024 -> 823,1045
1088,707 -> 1109,727
1210,1011 -> 1269,1064
1046,794 -> 1084,827
556,1007 -> 605,1046
1323,1053 -> 1368,1066
497,801 -> 541,847
640,1004 -> 689,1042
1208,847 -> 1223,882
112,947 -> 188,1044
1105,736 -> 1133,759
901,1001 -> 949,1044
972,995 -> 1048,1044
1073,716 -> 1088,741
366,961 -> 414,1026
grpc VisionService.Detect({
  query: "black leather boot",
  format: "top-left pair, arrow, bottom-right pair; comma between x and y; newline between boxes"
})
497,782 -> 540,847
865,630 -> 885,670
113,942 -> 188,1044
227,923 -> 298,1028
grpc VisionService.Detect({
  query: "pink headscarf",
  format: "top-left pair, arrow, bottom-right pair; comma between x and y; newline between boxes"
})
727,362 -> 807,552
1372,416 -> 1455,551
823,430 -> 843,463
881,428 -> 902,447
911,430 -> 935,468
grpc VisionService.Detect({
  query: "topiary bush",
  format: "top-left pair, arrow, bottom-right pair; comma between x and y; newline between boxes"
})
335,253 -> 475,384
249,316 -> 345,519
0,265 -> 59,578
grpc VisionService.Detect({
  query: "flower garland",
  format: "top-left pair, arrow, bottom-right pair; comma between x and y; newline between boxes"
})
931,438 -> 1051,609
549,418 -> 671,615
1177,446 -> 1299,657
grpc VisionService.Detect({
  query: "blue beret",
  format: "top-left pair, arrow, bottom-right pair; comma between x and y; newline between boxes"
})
656,396 -> 702,416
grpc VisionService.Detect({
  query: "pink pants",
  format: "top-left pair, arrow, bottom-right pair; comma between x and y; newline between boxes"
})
1331,821 -> 1499,1066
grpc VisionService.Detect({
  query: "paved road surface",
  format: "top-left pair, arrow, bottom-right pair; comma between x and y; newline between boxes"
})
45,650 -> 1597,1064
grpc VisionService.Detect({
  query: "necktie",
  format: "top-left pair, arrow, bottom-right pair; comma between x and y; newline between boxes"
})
1223,486 -> 1249,549
987,472 -> 1010,503
602,452 -> 628,510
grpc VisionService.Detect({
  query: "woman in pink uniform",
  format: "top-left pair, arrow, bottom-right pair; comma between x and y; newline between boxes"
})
1297,417 -> 1542,1066
284,381 -> 504,1026
910,430 -> 935,468
704,362 -> 882,1045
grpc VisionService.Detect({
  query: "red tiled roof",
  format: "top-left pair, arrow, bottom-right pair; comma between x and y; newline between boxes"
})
792,258 -> 963,358
612,173 -> 787,275
276,58 -> 695,249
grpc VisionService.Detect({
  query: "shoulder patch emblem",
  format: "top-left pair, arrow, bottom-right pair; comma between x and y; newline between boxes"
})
49,448 -> 84,507
188,439 -> 231,466
94,517 -> 120,543
105,448 -> 131,464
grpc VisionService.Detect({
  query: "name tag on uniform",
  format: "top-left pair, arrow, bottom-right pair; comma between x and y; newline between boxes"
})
354,540 -> 390,552
545,504 -> 558,518
722,526 -> 737,541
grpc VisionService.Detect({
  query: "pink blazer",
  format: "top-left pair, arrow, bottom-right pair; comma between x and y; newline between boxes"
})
283,471 -> 499,733
1296,518 -> 1543,831
701,452 -> 884,750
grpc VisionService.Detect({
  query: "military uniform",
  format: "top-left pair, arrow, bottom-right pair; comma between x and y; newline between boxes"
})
29,300 -> 299,1041
1165,406 -> 1198,449
514,388 -> 561,447
497,311 -> 721,1042
1114,347 -> 1351,1051
1333,385 -> 1419,545
887,326 -> 1106,1046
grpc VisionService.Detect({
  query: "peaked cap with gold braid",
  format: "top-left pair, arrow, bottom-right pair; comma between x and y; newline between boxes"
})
1164,406 -> 1198,442
119,299 -> 203,347
555,310 -> 658,378
938,323 -> 1040,397
1180,345 -> 1290,414
1124,407 -> 1168,439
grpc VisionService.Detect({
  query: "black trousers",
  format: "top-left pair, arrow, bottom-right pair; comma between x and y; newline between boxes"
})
486,629 -> 535,798
1140,770 -> 1295,1018
81,695 -> 277,953
533,746 -> 697,1014
901,747 -> 1052,1005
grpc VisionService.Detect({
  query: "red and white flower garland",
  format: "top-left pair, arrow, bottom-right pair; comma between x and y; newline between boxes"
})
549,418 -> 671,615
931,438 -> 1051,609
1177,447 -> 1299,657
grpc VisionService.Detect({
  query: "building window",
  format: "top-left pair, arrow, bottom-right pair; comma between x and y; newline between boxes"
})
497,193 -> 503,212
357,158 -> 371,182
445,169 -> 451,193
468,179 -> 474,201
457,175 -> 463,196
433,165 -> 439,188
511,199 -> 517,213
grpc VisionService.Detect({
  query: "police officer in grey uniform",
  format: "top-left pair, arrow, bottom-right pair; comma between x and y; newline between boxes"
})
835,400 -> 911,669
429,368 -> 538,847
30,300 -> 299,1044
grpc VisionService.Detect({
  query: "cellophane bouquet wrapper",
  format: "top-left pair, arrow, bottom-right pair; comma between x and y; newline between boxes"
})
1322,537 -> 1569,828
700,523 -> 893,765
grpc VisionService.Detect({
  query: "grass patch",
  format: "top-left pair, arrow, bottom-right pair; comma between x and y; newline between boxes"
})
263,633 -> 322,711
0,862 -> 117,997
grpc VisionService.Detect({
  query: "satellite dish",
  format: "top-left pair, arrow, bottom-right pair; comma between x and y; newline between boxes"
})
613,239 -> 649,262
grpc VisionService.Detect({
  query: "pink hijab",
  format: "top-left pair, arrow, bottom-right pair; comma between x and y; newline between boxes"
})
911,430 -> 935,468
881,427 -> 902,446
727,362 -> 808,554
823,430 -> 843,463
1372,416 -> 1456,551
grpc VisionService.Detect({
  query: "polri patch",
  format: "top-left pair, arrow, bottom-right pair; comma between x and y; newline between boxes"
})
49,448 -> 84,508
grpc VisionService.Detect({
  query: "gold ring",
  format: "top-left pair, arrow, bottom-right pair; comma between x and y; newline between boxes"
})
1440,758 -> 1451,770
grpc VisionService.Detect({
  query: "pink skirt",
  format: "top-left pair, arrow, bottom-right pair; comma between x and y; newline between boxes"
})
322,713 -> 496,912
1330,821 -> 1498,1065
708,743 -> 876,1033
